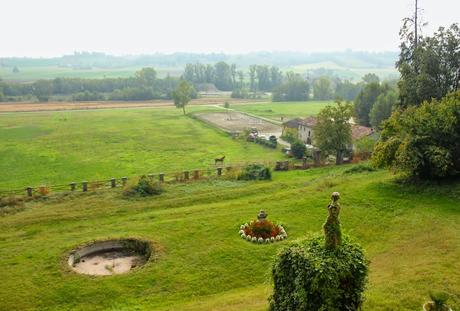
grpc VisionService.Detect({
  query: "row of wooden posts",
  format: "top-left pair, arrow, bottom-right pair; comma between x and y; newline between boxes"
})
24,167 -> 229,197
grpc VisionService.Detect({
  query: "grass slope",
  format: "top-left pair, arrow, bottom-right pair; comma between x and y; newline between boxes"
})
0,165 -> 459,310
0,107 -> 281,190
232,101 -> 332,122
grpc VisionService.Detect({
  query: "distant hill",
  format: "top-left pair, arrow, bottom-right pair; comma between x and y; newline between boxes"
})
0,51 -> 399,81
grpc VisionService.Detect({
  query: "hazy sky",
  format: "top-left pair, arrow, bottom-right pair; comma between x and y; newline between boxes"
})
1,0 -> 458,57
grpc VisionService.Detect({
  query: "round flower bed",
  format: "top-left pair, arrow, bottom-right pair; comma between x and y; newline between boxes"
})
239,220 -> 287,244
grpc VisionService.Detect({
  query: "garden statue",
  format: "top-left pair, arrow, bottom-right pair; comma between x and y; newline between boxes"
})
323,192 -> 342,249
258,210 -> 268,223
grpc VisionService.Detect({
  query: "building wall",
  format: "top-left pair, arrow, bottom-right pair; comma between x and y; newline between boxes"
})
298,125 -> 313,144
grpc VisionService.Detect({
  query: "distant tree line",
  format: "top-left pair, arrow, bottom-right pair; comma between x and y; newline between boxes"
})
0,68 -> 183,102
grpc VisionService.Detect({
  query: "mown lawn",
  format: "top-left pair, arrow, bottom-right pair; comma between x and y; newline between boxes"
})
0,165 -> 459,310
0,107 -> 282,190
232,101 -> 333,122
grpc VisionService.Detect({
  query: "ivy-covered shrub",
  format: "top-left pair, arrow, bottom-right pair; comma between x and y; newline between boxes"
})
123,176 -> 163,197
238,164 -> 272,181
372,91 -> 460,179
269,236 -> 368,311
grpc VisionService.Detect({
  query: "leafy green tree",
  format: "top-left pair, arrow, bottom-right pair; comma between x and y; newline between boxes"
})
354,82 -> 385,126
372,91 -> 460,179
313,77 -> 333,100
290,140 -> 307,159
249,65 -> 257,95
334,79 -> 362,101
272,73 -> 309,102
314,101 -> 353,164
214,61 -> 233,91
33,79 -> 53,102
172,80 -> 195,115
369,90 -> 397,129
362,73 -> 380,84
397,23 -> 460,107
135,67 -> 157,87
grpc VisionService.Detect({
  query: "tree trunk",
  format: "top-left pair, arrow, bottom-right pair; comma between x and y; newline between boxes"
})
182,106 -> 186,115
336,150 -> 344,165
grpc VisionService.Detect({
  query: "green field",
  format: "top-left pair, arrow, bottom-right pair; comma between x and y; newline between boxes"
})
0,66 -> 183,81
232,101 -> 332,122
0,106 -> 282,190
0,165 -> 459,310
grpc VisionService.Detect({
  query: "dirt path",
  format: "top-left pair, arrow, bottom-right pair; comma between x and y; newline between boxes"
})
0,98 -> 265,113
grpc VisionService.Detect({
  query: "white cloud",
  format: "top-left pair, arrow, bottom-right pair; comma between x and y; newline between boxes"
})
0,0 -> 458,57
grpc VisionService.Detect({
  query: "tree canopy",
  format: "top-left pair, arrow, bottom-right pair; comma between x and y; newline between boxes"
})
314,101 -> 353,164
397,23 -> 460,108
372,91 -> 460,179
172,80 -> 195,115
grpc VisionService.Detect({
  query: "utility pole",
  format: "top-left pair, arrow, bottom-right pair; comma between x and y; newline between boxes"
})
414,0 -> 418,48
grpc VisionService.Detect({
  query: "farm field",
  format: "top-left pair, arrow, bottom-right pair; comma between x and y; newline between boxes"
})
232,101 -> 333,122
0,165 -> 459,310
0,65 -> 183,81
0,106 -> 282,191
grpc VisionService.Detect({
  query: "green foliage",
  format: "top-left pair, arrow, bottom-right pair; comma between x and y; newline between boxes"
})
372,91 -> 460,179
313,77 -> 333,100
362,73 -> 380,84
334,79 -> 363,101
123,175 -> 163,197
230,88 -> 250,99
281,131 -> 297,144
314,101 -> 353,161
429,291 -> 450,311
255,136 -> 277,149
291,140 -> 306,159
71,91 -> 105,101
355,136 -> 376,159
172,80 -> 195,115
354,82 -> 386,126
269,236 -> 368,311
272,74 -> 310,102
369,90 -> 397,129
397,22 -> 460,107
238,164 -> 272,181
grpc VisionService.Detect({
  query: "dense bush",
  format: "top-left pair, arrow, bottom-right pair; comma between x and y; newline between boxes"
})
255,136 -> 277,148
72,91 -> 105,101
372,91 -> 460,179
269,236 -> 368,311
238,164 -> 272,181
290,140 -> 306,159
231,88 -> 250,99
123,176 -> 163,197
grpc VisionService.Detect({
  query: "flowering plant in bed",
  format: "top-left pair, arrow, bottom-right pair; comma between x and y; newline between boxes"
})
239,210 -> 287,244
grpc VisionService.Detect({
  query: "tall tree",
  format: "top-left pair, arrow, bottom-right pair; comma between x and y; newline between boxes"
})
214,61 -> 233,91
362,73 -> 380,84
354,82 -> 385,126
313,77 -> 333,100
314,101 -> 353,164
369,90 -> 397,129
397,23 -> 460,107
172,80 -> 195,115
249,65 -> 257,95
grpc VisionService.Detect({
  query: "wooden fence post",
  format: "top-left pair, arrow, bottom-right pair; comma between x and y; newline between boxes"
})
110,178 -> 116,188
26,187 -> 33,197
82,181 -> 88,192
184,171 -> 189,180
159,173 -> 165,183
217,167 -> 222,176
70,182 -> 76,191
193,170 -> 200,180
121,177 -> 128,186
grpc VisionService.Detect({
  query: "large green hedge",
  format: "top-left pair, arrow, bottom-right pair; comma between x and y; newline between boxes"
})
269,236 -> 368,311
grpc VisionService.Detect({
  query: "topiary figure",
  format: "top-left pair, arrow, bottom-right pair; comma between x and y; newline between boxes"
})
269,192 -> 368,311
323,192 -> 342,249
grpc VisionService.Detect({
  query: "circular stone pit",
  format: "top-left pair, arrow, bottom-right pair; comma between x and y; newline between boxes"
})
68,239 -> 151,276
